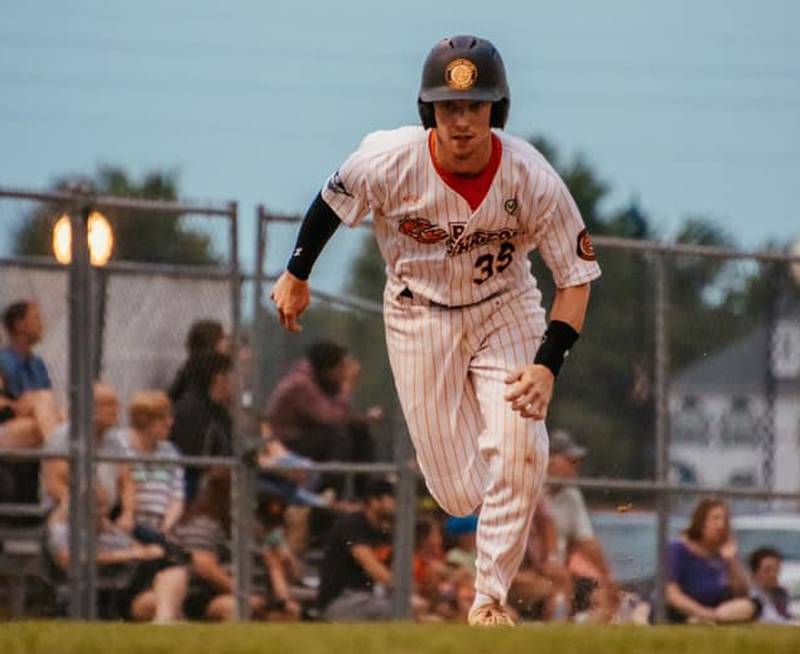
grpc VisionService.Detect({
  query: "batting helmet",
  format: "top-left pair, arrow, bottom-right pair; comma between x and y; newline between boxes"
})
418,35 -> 510,130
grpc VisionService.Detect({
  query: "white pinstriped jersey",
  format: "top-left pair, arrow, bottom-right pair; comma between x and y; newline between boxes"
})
321,126 -> 601,315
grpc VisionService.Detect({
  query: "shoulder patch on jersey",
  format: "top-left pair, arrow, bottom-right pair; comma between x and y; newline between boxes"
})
576,228 -> 596,261
326,170 -> 353,198
399,217 -> 448,245
504,197 -> 519,216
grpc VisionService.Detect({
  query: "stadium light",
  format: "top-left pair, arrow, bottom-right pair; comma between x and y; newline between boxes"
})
52,211 -> 114,267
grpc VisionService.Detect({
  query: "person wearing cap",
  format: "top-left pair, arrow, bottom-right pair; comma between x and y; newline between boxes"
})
547,429 -> 616,619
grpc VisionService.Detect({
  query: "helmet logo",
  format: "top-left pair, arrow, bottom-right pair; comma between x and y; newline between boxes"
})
445,58 -> 478,91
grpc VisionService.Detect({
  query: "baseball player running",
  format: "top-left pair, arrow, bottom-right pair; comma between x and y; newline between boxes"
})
271,35 -> 601,626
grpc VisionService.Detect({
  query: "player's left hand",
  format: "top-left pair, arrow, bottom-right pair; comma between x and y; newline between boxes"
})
504,364 -> 554,420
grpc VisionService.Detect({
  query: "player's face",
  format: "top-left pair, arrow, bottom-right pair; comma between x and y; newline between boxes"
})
433,100 -> 493,165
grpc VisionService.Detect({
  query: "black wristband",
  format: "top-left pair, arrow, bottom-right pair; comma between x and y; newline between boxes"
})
286,193 -> 342,280
534,320 -> 580,377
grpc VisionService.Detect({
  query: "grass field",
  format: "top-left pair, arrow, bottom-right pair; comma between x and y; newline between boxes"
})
1,622 -> 798,654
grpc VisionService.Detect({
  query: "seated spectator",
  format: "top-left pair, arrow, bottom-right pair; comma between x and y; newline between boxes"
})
0,301 -> 51,398
546,430 -> 616,619
47,488 -> 188,622
169,352 -> 234,503
0,370 -> 43,449
444,514 -> 478,576
666,498 -> 759,623
263,341 -> 382,497
116,391 -> 185,543
317,479 -> 395,621
0,301 -> 64,502
508,500 -> 572,621
256,493 -> 302,620
749,547 -> 793,624
169,320 -> 229,405
412,514 -> 474,622
170,466 -> 265,621
42,383 -> 136,532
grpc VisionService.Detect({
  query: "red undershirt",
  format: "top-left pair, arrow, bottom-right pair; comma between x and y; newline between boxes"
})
429,131 -> 502,211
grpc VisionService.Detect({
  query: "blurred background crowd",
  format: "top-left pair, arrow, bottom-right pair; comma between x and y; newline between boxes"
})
0,303 -> 796,625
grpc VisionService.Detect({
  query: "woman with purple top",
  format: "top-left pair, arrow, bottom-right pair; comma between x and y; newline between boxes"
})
666,498 -> 760,623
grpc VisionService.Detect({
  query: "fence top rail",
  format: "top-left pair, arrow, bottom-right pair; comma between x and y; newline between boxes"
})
0,186 -> 234,218
0,254 -> 235,280
593,234 -> 800,263
257,207 -> 800,264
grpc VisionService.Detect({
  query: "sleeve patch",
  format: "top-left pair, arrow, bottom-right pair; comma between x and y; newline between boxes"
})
577,228 -> 596,261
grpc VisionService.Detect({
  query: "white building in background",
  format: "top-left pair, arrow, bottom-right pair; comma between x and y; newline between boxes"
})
669,316 -> 800,493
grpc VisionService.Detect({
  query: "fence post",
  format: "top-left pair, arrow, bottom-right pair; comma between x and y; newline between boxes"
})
391,424 -> 415,620
67,194 -> 96,619
227,202 -> 254,621
652,252 -> 671,623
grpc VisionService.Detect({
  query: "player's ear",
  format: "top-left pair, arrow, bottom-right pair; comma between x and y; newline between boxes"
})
418,101 -> 436,129
490,98 -> 509,129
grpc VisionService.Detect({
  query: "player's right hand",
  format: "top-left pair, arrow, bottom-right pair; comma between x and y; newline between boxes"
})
270,271 -> 310,333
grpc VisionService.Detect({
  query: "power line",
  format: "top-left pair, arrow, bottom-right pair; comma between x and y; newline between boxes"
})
0,107 -> 797,168
1,70 -> 798,111
2,30 -> 800,81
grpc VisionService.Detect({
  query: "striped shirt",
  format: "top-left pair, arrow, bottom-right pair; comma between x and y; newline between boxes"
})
171,514 -> 229,561
115,429 -> 185,531
321,126 -> 601,311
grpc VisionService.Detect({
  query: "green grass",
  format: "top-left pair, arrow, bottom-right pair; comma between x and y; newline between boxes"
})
0,622 -> 798,654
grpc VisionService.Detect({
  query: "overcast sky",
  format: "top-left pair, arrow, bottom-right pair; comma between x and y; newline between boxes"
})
1,0 -> 798,291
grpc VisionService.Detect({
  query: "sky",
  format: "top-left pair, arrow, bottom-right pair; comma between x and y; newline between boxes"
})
1,0 -> 799,293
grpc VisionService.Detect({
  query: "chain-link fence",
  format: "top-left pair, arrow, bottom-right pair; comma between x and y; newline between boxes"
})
2,188 -> 799,624
254,207 -> 800,623
0,187 -> 249,620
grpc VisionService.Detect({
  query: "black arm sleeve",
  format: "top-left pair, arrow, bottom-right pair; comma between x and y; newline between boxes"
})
286,192 -> 342,280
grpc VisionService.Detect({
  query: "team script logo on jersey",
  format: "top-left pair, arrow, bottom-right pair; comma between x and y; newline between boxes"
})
398,217 -> 449,244
326,170 -> 353,198
447,227 -> 519,256
577,228 -> 596,261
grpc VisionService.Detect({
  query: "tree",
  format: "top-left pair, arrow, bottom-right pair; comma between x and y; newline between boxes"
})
13,166 -> 220,265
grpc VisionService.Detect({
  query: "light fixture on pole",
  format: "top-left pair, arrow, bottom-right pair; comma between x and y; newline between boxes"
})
52,211 -> 114,267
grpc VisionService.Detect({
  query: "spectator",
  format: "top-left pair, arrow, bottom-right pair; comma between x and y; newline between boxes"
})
0,370 -> 43,449
169,320 -> 229,405
546,430 -> 616,618
444,514 -> 478,576
47,488 -> 187,622
0,301 -> 51,398
169,352 -> 234,502
41,383 -> 136,532
749,547 -> 793,624
116,390 -> 185,543
263,341 -> 381,496
666,498 -> 759,623
256,493 -> 302,620
317,479 -> 395,621
0,300 -> 63,445
508,500 -> 572,621
169,466 -> 265,621
413,515 -> 475,622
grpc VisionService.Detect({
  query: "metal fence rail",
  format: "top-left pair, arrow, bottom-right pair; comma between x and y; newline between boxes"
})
1,188 -> 798,624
